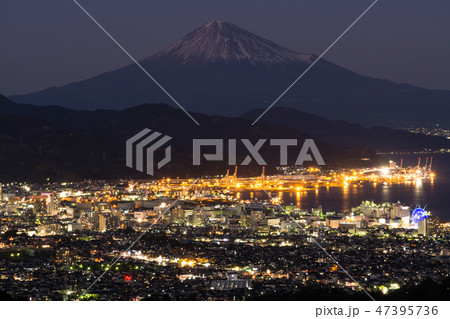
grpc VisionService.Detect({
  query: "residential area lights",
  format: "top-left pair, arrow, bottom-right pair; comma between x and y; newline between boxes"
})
0,160 -> 445,301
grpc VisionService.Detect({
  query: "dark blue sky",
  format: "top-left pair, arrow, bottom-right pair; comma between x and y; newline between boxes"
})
1,0 -> 450,95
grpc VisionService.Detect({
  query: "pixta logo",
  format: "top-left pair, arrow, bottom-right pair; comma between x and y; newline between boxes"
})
193,139 -> 325,166
126,129 -> 325,176
126,128 -> 172,176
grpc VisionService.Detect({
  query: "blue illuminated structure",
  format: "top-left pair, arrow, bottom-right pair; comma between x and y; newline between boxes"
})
411,207 -> 428,225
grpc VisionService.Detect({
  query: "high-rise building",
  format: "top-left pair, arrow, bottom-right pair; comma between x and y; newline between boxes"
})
418,219 -> 429,236
240,213 -> 251,228
191,208 -> 203,226
47,193 -> 59,215
33,197 -> 48,216
106,215 -> 120,230
170,207 -> 185,224
390,203 -> 410,218
418,216 -> 439,237
98,214 -> 107,232
251,211 -> 264,226
427,216 -> 440,236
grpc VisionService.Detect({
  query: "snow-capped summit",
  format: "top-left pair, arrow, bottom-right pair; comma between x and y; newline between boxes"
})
150,20 -> 315,64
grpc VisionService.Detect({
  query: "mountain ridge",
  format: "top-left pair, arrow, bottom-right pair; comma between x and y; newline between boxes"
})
0,94 -> 383,182
1,94 -> 447,153
242,107 -> 449,151
2,93 -> 449,181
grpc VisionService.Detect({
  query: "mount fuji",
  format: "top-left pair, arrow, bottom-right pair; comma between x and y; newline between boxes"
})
10,20 -> 450,128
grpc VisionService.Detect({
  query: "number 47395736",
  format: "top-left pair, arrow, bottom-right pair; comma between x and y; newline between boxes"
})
375,306 -> 438,316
